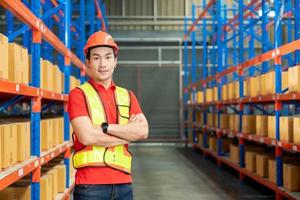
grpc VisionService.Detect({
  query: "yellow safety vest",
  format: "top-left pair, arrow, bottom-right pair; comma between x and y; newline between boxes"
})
72,82 -> 132,174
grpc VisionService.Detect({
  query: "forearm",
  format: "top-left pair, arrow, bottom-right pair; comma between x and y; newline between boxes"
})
79,127 -> 129,147
108,121 -> 148,142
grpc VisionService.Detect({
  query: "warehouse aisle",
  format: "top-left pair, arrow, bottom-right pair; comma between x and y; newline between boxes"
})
131,145 -> 274,200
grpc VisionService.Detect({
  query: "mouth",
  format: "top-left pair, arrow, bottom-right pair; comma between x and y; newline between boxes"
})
97,69 -> 109,73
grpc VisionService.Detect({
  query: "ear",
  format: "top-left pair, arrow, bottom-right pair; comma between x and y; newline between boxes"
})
114,57 -> 118,68
85,58 -> 90,66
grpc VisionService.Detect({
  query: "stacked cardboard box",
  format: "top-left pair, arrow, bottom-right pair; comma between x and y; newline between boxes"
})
256,115 -> 268,137
206,88 -> 213,102
242,115 -> 256,134
245,150 -> 257,173
0,124 -> 17,169
220,114 -> 229,130
213,87 -> 218,101
256,153 -> 272,177
229,114 -> 239,132
41,119 -> 53,151
268,116 -> 276,139
16,122 -> 30,162
230,144 -> 240,164
0,181 -> 31,200
222,84 -> 228,100
268,159 -> 276,183
249,76 -> 260,97
0,33 -> 9,80
288,65 -> 300,92
280,116 -> 293,142
208,135 -> 217,152
8,43 -> 29,84
293,117 -> 300,143
197,91 -> 204,104
283,162 -> 300,192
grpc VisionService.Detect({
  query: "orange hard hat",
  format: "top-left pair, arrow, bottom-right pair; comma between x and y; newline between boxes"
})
84,31 -> 119,56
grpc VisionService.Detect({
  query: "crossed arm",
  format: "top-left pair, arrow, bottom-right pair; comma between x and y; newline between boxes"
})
71,113 -> 149,147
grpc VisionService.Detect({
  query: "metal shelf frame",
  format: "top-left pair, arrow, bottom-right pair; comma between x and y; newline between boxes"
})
0,0 -> 108,199
183,1 -> 300,199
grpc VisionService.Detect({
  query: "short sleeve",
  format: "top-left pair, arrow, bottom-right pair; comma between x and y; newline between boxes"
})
68,88 -> 89,120
129,91 -> 143,115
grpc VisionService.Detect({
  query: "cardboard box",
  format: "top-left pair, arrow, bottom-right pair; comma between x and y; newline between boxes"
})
1,124 -> 11,169
256,115 -> 268,137
265,71 -> 275,94
268,159 -> 276,183
10,124 -> 17,166
260,73 -> 267,95
222,84 -> 228,100
293,117 -> 300,143
268,116 -> 276,139
207,113 -> 215,127
244,79 -> 249,97
58,118 -> 64,144
233,81 -> 240,99
229,114 -> 239,132
256,154 -> 271,177
41,120 -> 53,151
220,114 -> 229,130
228,82 -> 234,100
288,65 -> 300,92
283,162 -> 300,192
213,87 -> 218,101
0,185 -> 31,200
16,122 -> 31,162
54,165 -> 66,192
280,116 -> 293,142
245,151 -> 256,172
206,88 -> 213,102
197,91 -> 204,104
46,168 -> 58,198
222,138 -> 231,152
198,133 -> 204,145
242,115 -> 256,134
21,46 -> 29,84
9,43 -> 23,83
230,144 -> 240,164
40,175 -> 51,200
249,76 -> 260,97
282,71 -> 288,91
0,33 -> 9,80
209,136 -> 217,152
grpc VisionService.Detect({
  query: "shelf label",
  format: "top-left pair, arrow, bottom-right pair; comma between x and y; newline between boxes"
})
259,138 -> 264,143
34,160 -> 39,167
248,135 -> 252,140
271,140 -> 276,146
51,152 -> 54,158
278,141 -> 282,147
41,158 -> 44,164
16,84 -> 20,92
51,93 -> 54,98
61,95 -> 63,100
59,147 -> 62,152
41,91 -> 44,96
293,145 -> 297,151
18,168 -> 24,177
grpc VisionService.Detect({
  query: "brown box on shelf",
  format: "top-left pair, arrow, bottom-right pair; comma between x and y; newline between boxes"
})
268,159 -> 276,183
230,144 -> 240,164
283,162 -> 300,192
288,65 -> 300,92
282,71 -> 288,91
229,114 -> 239,132
265,72 -> 275,94
54,164 -> 67,193
220,114 -> 229,130
206,88 -> 213,102
198,133 -> 203,145
228,82 -> 234,100
245,151 -> 256,173
256,154 -> 271,177
0,185 -> 31,200
213,87 -> 218,101
280,116 -> 293,142
41,120 -> 53,151
242,115 -> 256,134
207,113 -> 214,127
208,136 -> 217,152
222,138 -> 231,152
233,81 -> 240,99
222,84 -> 228,100
0,33 -> 9,80
21,46 -> 29,84
244,79 -> 249,97
293,117 -> 300,143
16,122 -> 31,162
10,124 -> 17,166
45,168 -> 58,198
8,43 -> 23,83
268,116 -> 276,139
41,174 -> 52,200
197,91 -> 204,104
0,124 -> 11,169
249,76 -> 260,97
256,115 -> 268,137
260,73 -> 267,95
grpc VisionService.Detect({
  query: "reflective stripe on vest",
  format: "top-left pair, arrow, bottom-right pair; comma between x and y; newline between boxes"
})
72,82 -> 132,174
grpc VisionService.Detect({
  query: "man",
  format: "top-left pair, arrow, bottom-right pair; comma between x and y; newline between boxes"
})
68,31 -> 149,200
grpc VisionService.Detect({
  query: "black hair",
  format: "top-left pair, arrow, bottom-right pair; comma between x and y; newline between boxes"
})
86,45 -> 117,60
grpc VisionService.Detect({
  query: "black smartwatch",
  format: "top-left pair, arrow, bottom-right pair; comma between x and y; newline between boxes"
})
101,122 -> 109,134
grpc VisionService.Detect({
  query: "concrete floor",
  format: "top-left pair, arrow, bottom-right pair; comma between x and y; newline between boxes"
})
131,144 -> 274,200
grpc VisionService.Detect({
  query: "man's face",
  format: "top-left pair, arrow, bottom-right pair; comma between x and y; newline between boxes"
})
86,46 -> 117,83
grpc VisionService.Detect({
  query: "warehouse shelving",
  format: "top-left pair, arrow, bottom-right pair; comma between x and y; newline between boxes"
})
0,0 -> 108,199
183,0 -> 300,199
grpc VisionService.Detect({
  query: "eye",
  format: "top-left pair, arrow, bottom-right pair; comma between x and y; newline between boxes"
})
93,56 -> 99,61
106,56 -> 112,60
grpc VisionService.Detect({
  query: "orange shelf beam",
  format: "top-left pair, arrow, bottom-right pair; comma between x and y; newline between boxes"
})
0,0 -> 85,71
0,79 -> 37,97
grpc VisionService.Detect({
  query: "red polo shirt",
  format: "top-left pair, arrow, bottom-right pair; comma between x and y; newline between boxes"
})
68,79 -> 142,184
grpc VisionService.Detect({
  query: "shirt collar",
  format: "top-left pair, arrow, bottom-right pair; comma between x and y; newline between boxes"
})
89,79 -> 116,91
